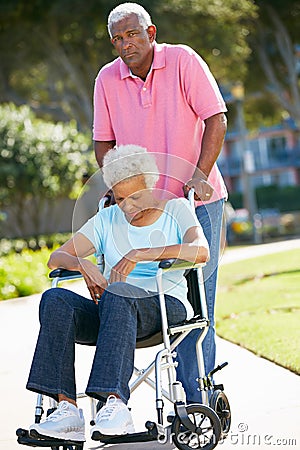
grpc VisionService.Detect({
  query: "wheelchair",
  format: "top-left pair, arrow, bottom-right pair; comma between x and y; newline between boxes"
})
17,195 -> 231,450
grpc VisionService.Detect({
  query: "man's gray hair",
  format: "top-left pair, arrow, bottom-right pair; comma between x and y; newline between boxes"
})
107,2 -> 152,38
102,144 -> 159,189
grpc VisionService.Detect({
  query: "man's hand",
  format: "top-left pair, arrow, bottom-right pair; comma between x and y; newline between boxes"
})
183,177 -> 214,201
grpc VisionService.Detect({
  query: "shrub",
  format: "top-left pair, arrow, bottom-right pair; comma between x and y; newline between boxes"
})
0,233 -> 71,257
0,103 -> 96,237
229,185 -> 300,213
0,247 -> 52,300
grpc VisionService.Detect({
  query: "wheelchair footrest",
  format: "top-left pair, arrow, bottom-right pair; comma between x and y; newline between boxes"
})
16,428 -> 84,449
92,425 -> 159,444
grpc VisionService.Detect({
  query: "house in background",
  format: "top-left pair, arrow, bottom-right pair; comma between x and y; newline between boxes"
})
219,118 -> 300,243
219,120 -> 300,194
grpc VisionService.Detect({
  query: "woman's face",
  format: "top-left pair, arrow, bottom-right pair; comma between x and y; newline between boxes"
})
113,175 -> 153,223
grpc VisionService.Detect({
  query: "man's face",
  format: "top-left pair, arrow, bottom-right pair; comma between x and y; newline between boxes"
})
110,14 -> 156,76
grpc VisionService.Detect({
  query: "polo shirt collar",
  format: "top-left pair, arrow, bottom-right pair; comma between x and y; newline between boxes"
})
120,41 -> 166,80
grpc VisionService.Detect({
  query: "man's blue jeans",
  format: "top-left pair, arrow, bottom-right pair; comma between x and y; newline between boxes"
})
175,199 -> 225,403
26,282 -> 186,405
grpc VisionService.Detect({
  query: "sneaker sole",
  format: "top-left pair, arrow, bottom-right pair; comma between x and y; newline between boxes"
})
29,427 -> 85,442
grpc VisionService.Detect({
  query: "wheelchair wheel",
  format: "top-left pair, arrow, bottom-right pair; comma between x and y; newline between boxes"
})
171,404 -> 221,450
209,390 -> 231,437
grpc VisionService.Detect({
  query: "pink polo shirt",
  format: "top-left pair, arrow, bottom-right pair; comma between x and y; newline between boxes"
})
93,42 -> 228,203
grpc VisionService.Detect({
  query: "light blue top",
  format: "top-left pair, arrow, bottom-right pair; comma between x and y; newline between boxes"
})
78,198 -> 207,319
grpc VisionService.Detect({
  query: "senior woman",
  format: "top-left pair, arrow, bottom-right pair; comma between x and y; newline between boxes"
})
26,144 -> 209,442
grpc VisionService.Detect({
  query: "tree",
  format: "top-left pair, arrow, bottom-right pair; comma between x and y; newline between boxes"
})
0,103 -> 93,237
245,1 -> 300,129
0,0 -> 257,130
154,0 -> 258,84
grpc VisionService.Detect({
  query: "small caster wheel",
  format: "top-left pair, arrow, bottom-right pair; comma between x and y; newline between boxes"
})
171,404 -> 221,450
209,390 -> 231,437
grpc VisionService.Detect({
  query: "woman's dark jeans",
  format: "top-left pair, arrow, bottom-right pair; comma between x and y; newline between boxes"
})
26,282 -> 187,404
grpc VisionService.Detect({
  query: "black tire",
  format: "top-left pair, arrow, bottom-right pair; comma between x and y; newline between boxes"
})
49,444 -> 83,450
171,404 -> 221,450
209,390 -> 231,437
62,446 -> 84,450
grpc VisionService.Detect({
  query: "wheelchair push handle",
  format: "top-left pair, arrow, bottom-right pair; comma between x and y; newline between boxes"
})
209,361 -> 229,377
188,188 -> 195,205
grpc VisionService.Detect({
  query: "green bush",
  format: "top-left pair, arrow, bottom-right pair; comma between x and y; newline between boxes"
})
0,233 -> 71,257
256,185 -> 300,212
0,103 -> 96,237
0,236 -> 96,300
0,247 -> 52,300
229,185 -> 300,212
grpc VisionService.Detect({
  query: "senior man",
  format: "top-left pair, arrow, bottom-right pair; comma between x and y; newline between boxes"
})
93,2 -> 227,404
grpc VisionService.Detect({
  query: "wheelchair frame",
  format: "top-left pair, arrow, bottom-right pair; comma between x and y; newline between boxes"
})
17,192 -> 231,450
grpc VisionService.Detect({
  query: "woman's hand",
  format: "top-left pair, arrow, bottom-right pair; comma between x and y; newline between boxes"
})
109,250 -> 137,284
79,259 -> 108,304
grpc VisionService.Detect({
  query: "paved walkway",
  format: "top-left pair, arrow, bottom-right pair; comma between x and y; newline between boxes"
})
220,237 -> 300,265
1,239 -> 299,449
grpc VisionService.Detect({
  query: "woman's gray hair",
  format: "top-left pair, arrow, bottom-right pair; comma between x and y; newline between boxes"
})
102,144 -> 159,189
107,3 -> 152,38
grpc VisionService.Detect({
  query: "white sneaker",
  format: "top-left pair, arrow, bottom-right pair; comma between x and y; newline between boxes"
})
91,395 -> 135,437
29,401 -> 85,442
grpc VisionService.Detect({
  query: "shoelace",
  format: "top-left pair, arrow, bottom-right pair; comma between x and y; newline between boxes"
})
96,395 -> 121,421
46,401 -> 73,422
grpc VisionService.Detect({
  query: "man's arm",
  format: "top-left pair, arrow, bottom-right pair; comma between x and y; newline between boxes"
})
94,140 -> 116,168
197,112 -> 227,177
185,112 -> 227,201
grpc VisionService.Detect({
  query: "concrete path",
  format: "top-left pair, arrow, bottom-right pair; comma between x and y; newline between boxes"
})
1,239 -> 299,449
220,237 -> 300,265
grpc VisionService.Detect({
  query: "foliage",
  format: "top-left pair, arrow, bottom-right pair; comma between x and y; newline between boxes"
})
229,185 -> 300,212
0,103 -> 94,236
155,0 -> 258,84
0,0 -> 299,130
245,1 -> 300,127
0,0 -> 257,130
256,185 -> 300,212
0,241 -> 95,300
0,247 -> 52,300
0,233 -> 71,257
217,249 -> 300,374
0,0 -> 161,130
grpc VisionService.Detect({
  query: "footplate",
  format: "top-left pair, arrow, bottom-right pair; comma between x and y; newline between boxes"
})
91,420 -> 160,444
16,428 -> 84,449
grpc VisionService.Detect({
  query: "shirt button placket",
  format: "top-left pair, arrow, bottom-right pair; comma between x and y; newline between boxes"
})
141,85 -> 152,108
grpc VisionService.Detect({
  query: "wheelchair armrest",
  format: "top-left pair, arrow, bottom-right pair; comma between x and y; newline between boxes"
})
49,268 -> 82,279
158,259 -> 205,271
158,259 -> 177,269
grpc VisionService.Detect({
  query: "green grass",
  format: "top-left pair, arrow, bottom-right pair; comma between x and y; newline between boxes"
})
216,249 -> 300,374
